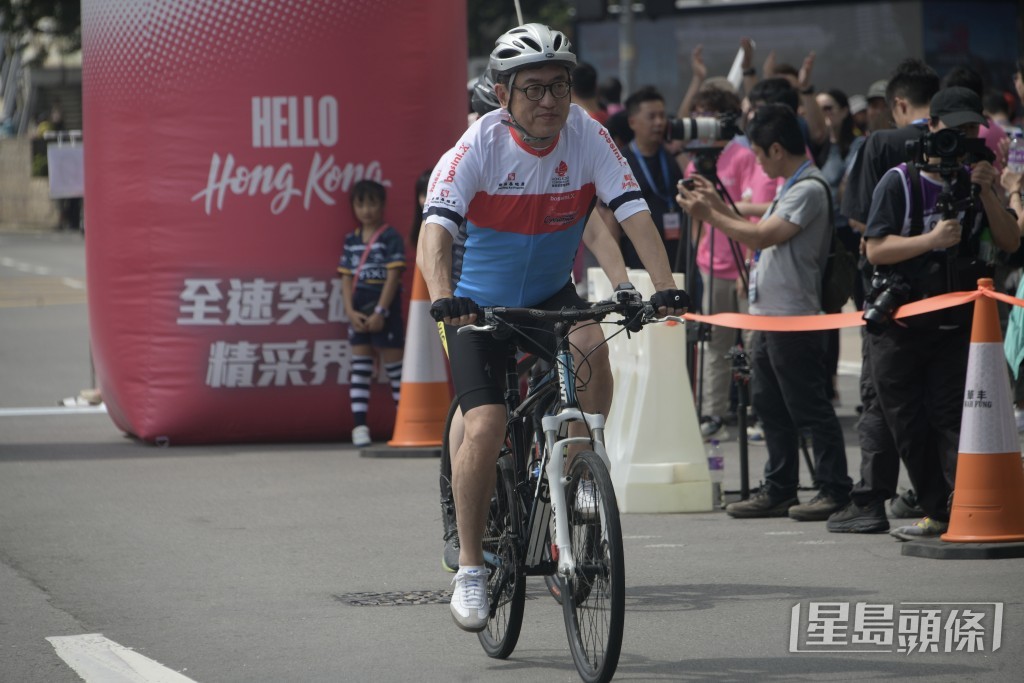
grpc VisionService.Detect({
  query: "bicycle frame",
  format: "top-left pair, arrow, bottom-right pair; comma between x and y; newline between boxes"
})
506,321 -> 610,581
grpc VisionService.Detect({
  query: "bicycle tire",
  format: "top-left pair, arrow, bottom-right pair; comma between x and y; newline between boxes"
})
561,451 -> 625,683
440,396 -> 460,490
478,454 -> 526,659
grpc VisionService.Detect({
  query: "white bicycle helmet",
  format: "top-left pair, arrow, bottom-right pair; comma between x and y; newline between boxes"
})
488,23 -> 576,77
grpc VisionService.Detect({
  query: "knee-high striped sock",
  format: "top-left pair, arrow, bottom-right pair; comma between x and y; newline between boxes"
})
350,355 -> 374,426
384,360 -> 403,404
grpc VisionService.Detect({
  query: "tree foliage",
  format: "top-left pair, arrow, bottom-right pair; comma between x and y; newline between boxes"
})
0,0 -> 81,54
468,0 -> 573,57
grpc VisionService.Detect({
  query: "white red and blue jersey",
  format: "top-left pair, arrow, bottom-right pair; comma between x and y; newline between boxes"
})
423,104 -> 649,307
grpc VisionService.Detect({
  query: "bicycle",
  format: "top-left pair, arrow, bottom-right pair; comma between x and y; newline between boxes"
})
438,295 -> 671,683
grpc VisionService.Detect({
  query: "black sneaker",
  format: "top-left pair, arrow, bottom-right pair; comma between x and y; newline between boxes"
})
725,490 -> 798,518
788,493 -> 844,522
826,500 -> 890,533
442,529 -> 460,573
441,499 -> 459,573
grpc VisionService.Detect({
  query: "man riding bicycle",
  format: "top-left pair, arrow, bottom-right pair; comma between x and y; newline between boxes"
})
417,23 -> 688,633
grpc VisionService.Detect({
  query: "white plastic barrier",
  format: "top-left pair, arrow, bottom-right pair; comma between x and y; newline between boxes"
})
588,268 -> 711,512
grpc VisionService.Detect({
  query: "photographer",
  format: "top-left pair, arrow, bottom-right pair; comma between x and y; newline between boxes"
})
676,103 -> 853,521
683,86 -> 759,438
859,87 -> 1019,541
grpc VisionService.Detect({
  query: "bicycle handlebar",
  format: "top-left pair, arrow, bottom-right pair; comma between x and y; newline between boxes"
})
455,297 -> 683,336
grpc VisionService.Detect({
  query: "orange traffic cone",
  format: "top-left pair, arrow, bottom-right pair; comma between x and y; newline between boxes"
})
941,278 -> 1024,544
365,266 -> 450,455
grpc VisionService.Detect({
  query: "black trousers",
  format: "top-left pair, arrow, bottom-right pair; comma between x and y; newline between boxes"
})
851,330 -> 902,505
866,323 -> 970,521
751,330 -> 853,502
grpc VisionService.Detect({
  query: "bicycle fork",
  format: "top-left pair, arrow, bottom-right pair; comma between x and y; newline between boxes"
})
525,348 -> 611,580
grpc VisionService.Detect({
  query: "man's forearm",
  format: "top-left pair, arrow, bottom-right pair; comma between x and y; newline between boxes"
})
583,211 -> 629,286
704,207 -> 764,250
619,212 -> 676,290
416,222 -> 454,301
980,189 -> 1021,253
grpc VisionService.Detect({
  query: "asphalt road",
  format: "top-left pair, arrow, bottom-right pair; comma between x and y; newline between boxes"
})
1,231 -> 1022,683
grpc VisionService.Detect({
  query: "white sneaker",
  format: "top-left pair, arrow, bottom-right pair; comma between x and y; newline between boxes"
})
450,566 -> 489,632
746,424 -> 766,445
352,425 -> 371,447
575,479 -> 599,519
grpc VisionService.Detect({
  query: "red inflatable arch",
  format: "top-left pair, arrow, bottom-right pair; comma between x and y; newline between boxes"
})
81,0 -> 466,443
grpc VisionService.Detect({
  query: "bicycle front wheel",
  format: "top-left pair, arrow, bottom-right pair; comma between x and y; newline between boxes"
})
561,451 -> 624,683
478,454 -> 526,658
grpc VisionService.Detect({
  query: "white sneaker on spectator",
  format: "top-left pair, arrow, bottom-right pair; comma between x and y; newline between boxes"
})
450,566 -> 489,632
352,425 -> 371,447
700,415 -> 724,438
747,424 -> 766,445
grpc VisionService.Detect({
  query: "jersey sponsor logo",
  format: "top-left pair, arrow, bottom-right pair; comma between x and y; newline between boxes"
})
598,127 -> 626,164
543,212 -> 579,225
622,173 -> 640,190
551,160 -> 570,188
443,143 -> 471,184
497,172 -> 526,191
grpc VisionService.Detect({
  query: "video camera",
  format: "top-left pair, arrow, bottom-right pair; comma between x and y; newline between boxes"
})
666,112 -> 742,143
905,128 -> 993,176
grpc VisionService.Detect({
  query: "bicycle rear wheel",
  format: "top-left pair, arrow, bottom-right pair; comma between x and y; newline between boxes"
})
561,451 -> 624,683
478,454 -> 526,658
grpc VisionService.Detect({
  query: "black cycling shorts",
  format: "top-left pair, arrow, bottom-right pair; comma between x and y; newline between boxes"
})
439,281 -> 586,413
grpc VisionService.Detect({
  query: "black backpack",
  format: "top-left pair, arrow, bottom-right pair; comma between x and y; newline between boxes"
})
793,176 -> 857,313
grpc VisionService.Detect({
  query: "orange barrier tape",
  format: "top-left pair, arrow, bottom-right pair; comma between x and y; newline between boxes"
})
680,287 -> 1021,333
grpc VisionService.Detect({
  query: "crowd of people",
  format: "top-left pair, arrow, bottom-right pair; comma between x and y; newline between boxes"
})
557,44 -> 1024,541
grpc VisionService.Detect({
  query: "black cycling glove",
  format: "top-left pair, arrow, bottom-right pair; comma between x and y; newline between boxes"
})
651,288 -> 690,313
429,297 -> 480,322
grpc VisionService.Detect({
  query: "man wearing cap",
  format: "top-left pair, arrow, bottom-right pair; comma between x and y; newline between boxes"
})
827,59 -> 941,536
865,79 -> 892,133
854,86 -> 1018,542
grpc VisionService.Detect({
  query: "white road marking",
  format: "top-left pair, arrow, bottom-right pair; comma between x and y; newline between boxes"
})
764,531 -> 804,536
0,405 -> 107,417
47,634 -> 198,683
1,257 -> 82,288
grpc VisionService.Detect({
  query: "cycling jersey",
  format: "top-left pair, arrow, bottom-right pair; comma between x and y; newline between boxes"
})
423,104 -> 649,307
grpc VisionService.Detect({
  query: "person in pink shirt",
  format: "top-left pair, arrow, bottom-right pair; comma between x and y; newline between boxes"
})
684,87 -> 769,437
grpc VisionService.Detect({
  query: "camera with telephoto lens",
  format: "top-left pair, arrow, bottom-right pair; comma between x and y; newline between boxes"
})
862,269 -> 913,333
666,112 -> 741,142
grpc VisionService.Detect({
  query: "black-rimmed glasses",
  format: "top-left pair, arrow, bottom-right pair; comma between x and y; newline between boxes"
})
514,80 -> 572,101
